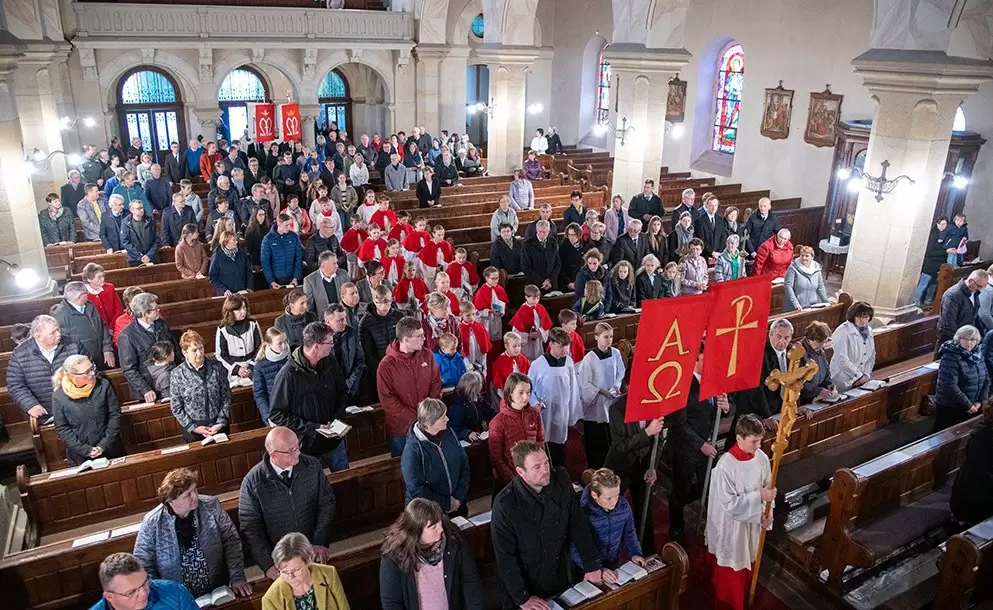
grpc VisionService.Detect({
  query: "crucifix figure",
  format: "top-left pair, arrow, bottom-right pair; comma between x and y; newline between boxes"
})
748,342 -> 818,604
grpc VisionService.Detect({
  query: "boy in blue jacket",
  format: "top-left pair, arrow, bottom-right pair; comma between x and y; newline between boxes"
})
571,468 -> 645,575
433,332 -> 467,388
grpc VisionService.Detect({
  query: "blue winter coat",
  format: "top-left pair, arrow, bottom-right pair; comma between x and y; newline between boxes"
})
259,225 -> 303,285
447,389 -> 496,442
936,339 -> 990,412
433,349 -> 467,388
252,355 -> 287,423
208,247 -> 252,296
88,579 -> 198,610
570,485 -> 642,569
400,423 -> 470,507
573,266 -> 613,314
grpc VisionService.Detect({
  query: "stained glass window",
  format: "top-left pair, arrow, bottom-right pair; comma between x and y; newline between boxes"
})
120,70 -> 177,105
218,68 -> 266,102
318,70 -> 348,100
471,14 -> 484,38
596,54 -> 610,125
712,43 -> 744,155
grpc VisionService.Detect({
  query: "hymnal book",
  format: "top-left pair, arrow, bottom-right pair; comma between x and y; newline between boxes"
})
808,302 -> 831,309
544,600 -> 565,610
345,405 -> 374,415
317,420 -> 351,438
771,277 -> 785,285
77,457 -> 110,472
817,393 -> 845,404
460,440 -> 471,448
195,586 -> 235,608
572,483 -> 583,493
450,516 -> 473,530
72,530 -> 110,548
923,361 -> 940,371
614,561 -> 649,585
200,433 -> 229,446
110,522 -> 142,538
845,388 -> 871,399
478,430 -> 489,441
161,444 -> 190,455
644,556 -> 666,573
469,512 -> 491,526
861,379 -> 887,391
558,581 -> 603,606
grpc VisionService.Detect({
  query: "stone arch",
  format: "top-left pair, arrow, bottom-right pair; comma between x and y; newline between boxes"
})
499,0 -> 539,46
211,52 -> 303,103
417,0 -> 452,44
449,0 -> 482,45
99,51 -> 199,111
688,35 -> 736,176
313,54 -> 394,104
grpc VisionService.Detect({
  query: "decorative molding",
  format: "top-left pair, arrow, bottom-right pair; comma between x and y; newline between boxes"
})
251,48 -> 265,64
198,47 -> 213,83
302,47 -> 318,79
139,48 -> 154,64
74,4 -> 415,42
79,48 -> 98,81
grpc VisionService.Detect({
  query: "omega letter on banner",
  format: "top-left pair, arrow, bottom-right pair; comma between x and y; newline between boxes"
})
625,293 -> 713,422
699,276 -> 773,399
280,103 -> 302,142
254,103 -> 276,143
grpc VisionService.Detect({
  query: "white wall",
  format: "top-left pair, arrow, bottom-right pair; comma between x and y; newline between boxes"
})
661,0 -> 875,207
958,81 -> 993,258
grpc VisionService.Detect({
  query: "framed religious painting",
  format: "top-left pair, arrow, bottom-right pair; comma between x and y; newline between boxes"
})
760,81 -> 794,140
804,86 -> 843,147
666,74 -> 687,123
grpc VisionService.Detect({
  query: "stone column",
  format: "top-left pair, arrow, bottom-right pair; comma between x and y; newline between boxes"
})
15,51 -> 74,202
439,46 -> 470,135
842,50 -> 993,321
392,56 -> 416,133
0,54 -> 56,300
300,105 -> 321,149
601,44 -> 690,202
475,45 -> 538,176
414,45 -> 446,135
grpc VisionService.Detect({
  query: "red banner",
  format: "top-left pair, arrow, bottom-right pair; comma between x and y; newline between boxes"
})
699,276 -> 773,399
254,103 -> 276,143
625,293 -> 713,423
280,103 -> 302,142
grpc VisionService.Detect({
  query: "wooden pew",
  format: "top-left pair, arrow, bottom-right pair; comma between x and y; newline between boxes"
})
933,515 -> 993,610
68,262 -> 182,286
70,248 -> 177,275
818,417 -> 976,590
43,242 -> 105,272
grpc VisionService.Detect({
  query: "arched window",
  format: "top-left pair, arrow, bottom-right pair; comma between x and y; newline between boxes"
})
318,69 -> 351,134
217,66 -> 269,143
953,105 -> 966,132
596,53 -> 610,125
117,67 -> 184,163
713,43 -> 744,155
471,14 -> 485,38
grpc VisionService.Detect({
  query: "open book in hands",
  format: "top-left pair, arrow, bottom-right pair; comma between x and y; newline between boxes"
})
317,419 -> 352,439
78,457 -> 110,472
200,433 -> 229,446
195,585 -> 235,608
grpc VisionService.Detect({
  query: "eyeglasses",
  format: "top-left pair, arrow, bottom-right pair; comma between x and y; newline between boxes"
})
109,575 -> 149,599
278,563 -> 309,579
71,366 -> 97,377
271,444 -> 301,456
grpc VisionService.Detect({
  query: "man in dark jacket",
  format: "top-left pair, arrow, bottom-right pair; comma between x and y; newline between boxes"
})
938,271 -> 990,352
37,194 -> 76,246
524,204 -> 559,241
236,184 -> 271,231
7,315 -> 87,419
521,220 -> 561,293
694,196 -> 729,259
731,318 -> 794,437
163,142 -> 187,184
492,440 -> 602,608
744,197 -> 781,255
100,195 -> 127,253
143,164 -> 172,212
628,179 -> 663,224
60,170 -> 85,218
244,157 -> 266,190
915,218 -> 951,306
238,426 -> 335,580
359,286 -> 404,389
121,200 -> 159,265
324,304 -> 365,401
52,282 -> 115,370
401,397 -> 470,515
304,220 -> 347,271
79,145 -> 104,187
610,218 -> 649,268
159,193 -> 197,247
208,176 -> 234,216
491,224 -> 524,275
269,322 -> 350,471
260,214 -> 303,288
118,292 -> 179,404
669,188 -> 695,229
272,151 -> 301,198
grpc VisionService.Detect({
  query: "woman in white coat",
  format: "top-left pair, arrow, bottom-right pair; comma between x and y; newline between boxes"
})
829,301 -> 877,392
578,323 -> 625,469
529,328 -> 582,469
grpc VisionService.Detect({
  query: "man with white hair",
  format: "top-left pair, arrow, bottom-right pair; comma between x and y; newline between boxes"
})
524,203 -> 558,241
143,163 -> 172,212
669,188 -> 695,228
522,219 -> 561,293
744,197 -> 782,255
207,174 -> 233,215
118,292 -> 179,403
629,179 -> 664,223
610,218 -> 649,268
77,183 -> 107,242
7,315 -> 88,422
60,169 -> 85,218
754,227 -> 794,279
730,318 -> 796,435
52,281 -> 115,369
100,194 -> 127,254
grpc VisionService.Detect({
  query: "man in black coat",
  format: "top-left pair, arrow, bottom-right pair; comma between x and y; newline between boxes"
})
60,171 -> 85,218
610,218 -> 649,268
6,315 -> 88,421
669,188 -> 696,229
730,318 -> 794,437
163,142 -> 187,184
604,395 -> 664,556
159,193 -> 197,247
694,195 -> 729,259
916,218 -> 952,306
491,224 -> 524,275
117,292 -> 180,404
324,304 -> 365,401
52,281 -> 115,370
238,426 -> 335,580
492,440 -> 602,609
521,220 -> 561,293
269,322 -> 350,472
937,271 -> 990,351
100,195 -> 126,253
744,197 -> 781,255
244,157 -> 267,191
523,204 -> 559,241
628,179 -> 663,223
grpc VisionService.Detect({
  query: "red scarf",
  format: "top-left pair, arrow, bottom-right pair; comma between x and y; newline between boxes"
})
729,443 -> 755,461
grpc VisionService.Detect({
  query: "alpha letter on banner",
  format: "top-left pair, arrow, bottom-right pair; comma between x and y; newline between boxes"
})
625,293 -> 713,422
699,276 -> 773,399
279,103 -> 302,142
254,103 -> 276,143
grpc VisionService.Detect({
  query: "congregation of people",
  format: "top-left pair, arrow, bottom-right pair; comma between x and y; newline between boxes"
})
11,132 -> 990,610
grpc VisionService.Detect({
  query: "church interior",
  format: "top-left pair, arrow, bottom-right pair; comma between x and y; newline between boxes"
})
0,0 -> 992,608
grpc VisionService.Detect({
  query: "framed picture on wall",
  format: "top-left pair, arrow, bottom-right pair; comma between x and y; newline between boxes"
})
666,74 -> 687,123
804,85 -> 843,147
760,81 -> 794,140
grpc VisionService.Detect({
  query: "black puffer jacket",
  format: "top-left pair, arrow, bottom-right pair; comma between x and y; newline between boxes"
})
359,306 -> 405,371
51,376 -> 126,466
51,300 -> 112,368
936,339 -> 989,415
269,347 -> 348,456
273,311 -> 317,350
118,317 -> 180,398
7,338 -> 88,414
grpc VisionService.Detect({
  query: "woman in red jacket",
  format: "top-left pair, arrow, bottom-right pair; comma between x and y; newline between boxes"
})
81,263 -> 124,328
754,228 -> 794,279
199,141 -> 222,183
487,372 -> 544,498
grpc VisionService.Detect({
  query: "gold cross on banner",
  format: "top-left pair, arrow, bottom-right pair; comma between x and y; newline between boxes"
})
715,295 -> 758,377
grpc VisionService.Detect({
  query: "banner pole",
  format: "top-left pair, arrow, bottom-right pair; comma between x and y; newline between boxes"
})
699,407 -> 722,512
638,432 -> 661,544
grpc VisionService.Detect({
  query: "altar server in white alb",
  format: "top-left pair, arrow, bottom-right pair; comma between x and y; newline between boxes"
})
529,327 -> 582,469
578,322 -> 625,469
705,413 -> 775,610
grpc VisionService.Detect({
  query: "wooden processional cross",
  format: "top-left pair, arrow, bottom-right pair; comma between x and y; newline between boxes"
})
748,343 -> 818,606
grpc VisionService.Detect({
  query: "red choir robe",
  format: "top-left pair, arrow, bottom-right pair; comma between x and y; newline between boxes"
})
509,303 -> 553,361
388,222 -> 412,243
381,255 -> 405,283
393,276 -> 429,307
417,239 -> 455,268
446,260 -> 480,295
401,230 -> 430,255
489,352 -> 532,392
370,209 -> 398,233
340,228 -> 368,253
568,330 -> 586,364
357,237 -> 388,262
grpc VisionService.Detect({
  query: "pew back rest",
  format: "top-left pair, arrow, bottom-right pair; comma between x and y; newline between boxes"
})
933,516 -> 993,610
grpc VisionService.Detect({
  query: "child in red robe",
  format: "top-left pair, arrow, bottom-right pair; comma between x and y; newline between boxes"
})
417,224 -> 455,287
393,260 -> 429,312
369,195 -> 398,235
458,299 -> 492,374
446,247 -> 480,300
401,216 -> 430,261
421,271 -> 460,316
388,209 -> 413,243
473,266 -> 509,341
340,214 -> 368,254
509,284 -> 553,361
357,223 -> 388,262
381,240 -> 405,284
489,331 -> 531,400
558,309 -> 587,364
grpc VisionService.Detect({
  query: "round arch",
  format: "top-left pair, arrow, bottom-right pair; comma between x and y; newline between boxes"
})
115,66 -> 186,164
317,69 -> 351,135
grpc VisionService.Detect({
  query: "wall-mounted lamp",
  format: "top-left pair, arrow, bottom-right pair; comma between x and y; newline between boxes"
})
665,121 -> 684,139
527,102 -> 544,115
593,117 -> 636,147
836,159 -> 915,202
0,259 -> 40,290
943,171 -> 970,190
25,149 -> 79,174
467,98 -> 495,119
58,116 -> 97,130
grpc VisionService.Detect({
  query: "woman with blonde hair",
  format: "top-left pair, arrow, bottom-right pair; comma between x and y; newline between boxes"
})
51,354 -> 125,466
379,498 -> 482,609
263,532 -> 350,610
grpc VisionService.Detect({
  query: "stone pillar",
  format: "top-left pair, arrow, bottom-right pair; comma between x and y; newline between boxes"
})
842,50 -> 993,321
601,44 -> 690,202
414,45 -> 446,135
0,54 -> 56,300
439,46 -> 470,135
15,52 -> 74,202
475,45 -> 538,176
392,54 -> 416,134
300,105 -> 321,149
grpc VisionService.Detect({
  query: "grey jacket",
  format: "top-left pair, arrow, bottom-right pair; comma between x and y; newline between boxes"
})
490,208 -> 520,241
168,359 -> 231,433
238,453 -> 335,572
303,268 -> 350,316
356,277 -> 394,306
782,260 -> 829,311
8,338 -> 87,413
508,179 -> 534,211
384,163 -> 409,191
76,198 -> 107,241
133,495 -> 246,591
714,250 -> 747,283
51,300 -> 112,367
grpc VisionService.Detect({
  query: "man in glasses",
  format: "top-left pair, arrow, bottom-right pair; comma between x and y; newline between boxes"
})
91,552 -> 197,610
238,426 -> 335,582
